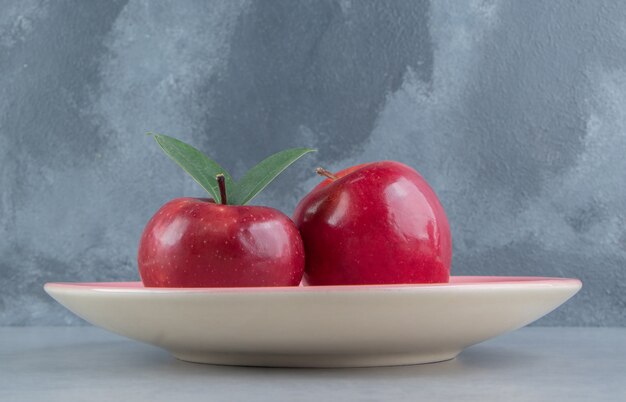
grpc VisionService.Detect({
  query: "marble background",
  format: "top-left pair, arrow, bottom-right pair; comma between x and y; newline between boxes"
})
1,0 -> 625,325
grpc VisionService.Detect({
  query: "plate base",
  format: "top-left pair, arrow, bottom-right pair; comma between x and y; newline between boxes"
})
171,350 -> 461,368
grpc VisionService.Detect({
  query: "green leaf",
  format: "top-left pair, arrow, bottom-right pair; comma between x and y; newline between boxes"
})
230,148 -> 316,205
152,134 -> 234,202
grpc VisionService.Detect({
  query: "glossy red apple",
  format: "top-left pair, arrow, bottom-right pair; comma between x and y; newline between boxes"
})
137,135 -> 314,287
138,196 -> 305,287
293,161 -> 451,285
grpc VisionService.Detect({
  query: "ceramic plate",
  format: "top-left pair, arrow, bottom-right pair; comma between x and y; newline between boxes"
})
44,276 -> 581,368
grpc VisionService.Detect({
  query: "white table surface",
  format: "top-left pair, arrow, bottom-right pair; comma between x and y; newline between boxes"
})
0,326 -> 624,401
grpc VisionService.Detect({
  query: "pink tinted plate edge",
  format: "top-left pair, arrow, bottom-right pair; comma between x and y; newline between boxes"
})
44,276 -> 582,293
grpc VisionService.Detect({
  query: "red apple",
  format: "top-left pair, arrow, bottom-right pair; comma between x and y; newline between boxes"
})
137,135 -> 314,287
293,161 -> 451,285
138,197 -> 305,287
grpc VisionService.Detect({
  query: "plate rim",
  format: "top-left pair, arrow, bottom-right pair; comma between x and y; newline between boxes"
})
44,276 -> 583,294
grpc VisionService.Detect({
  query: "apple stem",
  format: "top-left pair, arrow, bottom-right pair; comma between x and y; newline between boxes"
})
315,167 -> 338,180
216,174 -> 228,205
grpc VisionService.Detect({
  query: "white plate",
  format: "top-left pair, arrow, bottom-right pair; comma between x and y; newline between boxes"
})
44,276 -> 581,368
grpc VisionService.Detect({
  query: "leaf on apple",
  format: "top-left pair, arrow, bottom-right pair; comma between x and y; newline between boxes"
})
230,148 -> 316,205
152,134 -> 234,202
150,133 -> 315,205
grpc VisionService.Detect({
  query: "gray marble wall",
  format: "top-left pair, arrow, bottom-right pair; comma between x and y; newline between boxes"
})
1,0 -> 625,326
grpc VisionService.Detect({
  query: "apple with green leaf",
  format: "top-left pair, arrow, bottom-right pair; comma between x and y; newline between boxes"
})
138,134 -> 314,287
